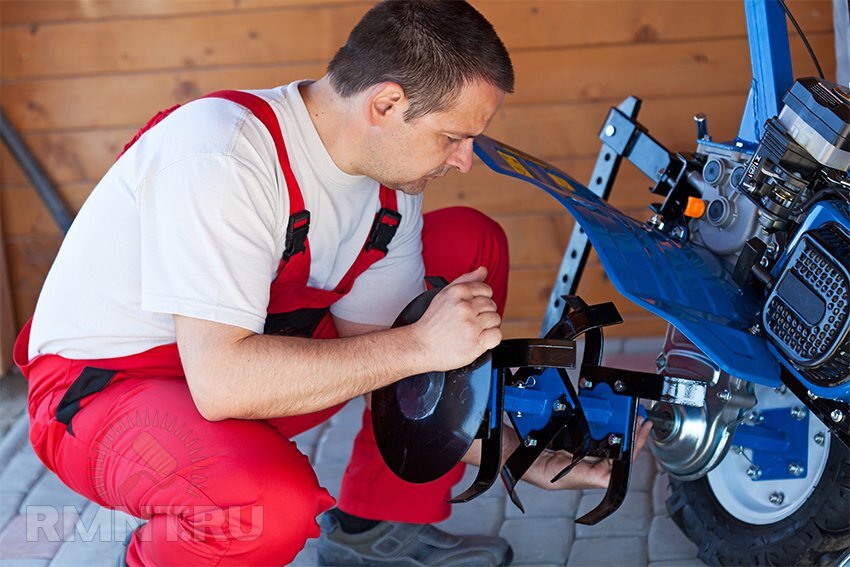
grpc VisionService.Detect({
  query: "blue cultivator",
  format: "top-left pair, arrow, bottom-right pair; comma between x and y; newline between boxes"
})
374,1 -> 849,563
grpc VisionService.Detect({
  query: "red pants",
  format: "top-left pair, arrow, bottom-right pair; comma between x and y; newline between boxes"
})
18,207 -> 509,566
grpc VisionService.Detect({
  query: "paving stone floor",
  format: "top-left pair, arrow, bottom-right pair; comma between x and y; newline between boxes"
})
0,340 -> 709,566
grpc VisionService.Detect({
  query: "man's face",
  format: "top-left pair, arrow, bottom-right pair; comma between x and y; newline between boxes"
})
363,81 -> 505,195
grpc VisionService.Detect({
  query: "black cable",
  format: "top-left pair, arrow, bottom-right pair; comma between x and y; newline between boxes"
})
778,0 -> 825,80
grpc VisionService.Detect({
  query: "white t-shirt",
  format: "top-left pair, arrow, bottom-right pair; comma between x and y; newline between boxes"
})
29,81 -> 426,360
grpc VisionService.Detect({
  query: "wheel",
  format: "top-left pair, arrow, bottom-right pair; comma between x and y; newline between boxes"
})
665,385 -> 850,566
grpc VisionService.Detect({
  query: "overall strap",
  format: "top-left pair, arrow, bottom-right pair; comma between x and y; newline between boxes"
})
332,185 -> 402,294
204,91 -> 312,284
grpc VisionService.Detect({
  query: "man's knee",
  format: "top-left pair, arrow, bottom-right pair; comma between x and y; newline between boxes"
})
211,445 -> 335,564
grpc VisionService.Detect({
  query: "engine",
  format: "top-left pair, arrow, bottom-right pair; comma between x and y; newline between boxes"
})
689,77 -> 850,390
653,77 -> 849,479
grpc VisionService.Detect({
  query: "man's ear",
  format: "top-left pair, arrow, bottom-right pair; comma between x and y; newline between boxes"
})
367,82 -> 406,124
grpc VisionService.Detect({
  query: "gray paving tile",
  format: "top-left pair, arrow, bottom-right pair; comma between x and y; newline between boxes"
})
292,544 -> 319,566
567,536 -> 647,566
575,491 -> 651,539
314,461 -> 347,499
330,397 -> 365,427
499,517 -> 572,565
1,490 -> 26,532
451,466 -> 505,500
652,473 -> 670,517
0,445 -> 45,494
18,473 -> 89,515
630,451 -> 657,493
647,515 -> 698,562
504,484 -> 580,519
49,537 -> 125,566
0,509 -> 78,561
314,421 -> 361,465
436,497 -> 505,537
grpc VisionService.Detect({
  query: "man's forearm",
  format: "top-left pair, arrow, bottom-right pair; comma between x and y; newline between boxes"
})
178,321 -> 427,421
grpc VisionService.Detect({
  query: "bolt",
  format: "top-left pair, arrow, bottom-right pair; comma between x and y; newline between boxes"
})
747,465 -> 762,480
769,491 -> 785,505
655,354 -> 667,370
791,406 -> 807,421
516,412 -> 523,418
831,409 -> 845,423
775,384 -> 787,394
580,378 -> 593,389
604,124 -> 616,137
648,214 -> 660,227
759,256 -> 770,268
717,389 -> 732,402
671,226 -> 686,241
807,390 -> 819,400
814,432 -> 826,446
747,410 -> 764,425
732,445 -> 744,454
748,324 -> 761,335
524,437 -> 537,447
614,380 -> 626,393
788,462 -> 805,477
553,401 -> 568,412
607,434 -> 623,446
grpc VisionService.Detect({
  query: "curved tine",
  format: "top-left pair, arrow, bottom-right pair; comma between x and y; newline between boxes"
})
550,450 -> 587,483
574,457 -> 631,525
449,371 -> 506,504
575,397 -> 639,525
500,467 -> 525,513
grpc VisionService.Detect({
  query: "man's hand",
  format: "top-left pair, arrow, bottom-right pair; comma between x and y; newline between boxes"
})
411,266 -> 501,371
519,417 -> 654,490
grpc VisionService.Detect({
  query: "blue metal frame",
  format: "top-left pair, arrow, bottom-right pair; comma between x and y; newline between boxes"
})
737,0 -> 794,145
469,0 -> 848,463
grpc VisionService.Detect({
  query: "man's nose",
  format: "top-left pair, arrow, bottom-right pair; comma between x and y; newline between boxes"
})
446,138 -> 474,173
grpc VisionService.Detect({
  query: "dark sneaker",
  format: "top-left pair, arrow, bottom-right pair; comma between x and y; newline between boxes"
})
317,510 -> 513,567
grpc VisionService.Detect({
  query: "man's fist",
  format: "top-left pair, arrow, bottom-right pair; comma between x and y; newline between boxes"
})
412,266 -> 502,371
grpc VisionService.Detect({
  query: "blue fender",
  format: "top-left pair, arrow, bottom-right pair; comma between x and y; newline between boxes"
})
474,135 -> 782,385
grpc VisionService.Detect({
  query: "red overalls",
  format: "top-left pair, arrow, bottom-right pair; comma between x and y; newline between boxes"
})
15,91 -> 509,566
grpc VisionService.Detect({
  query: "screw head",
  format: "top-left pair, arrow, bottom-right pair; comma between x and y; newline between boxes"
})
655,354 -> 667,370
524,437 -> 537,447
769,491 -> 785,505
580,378 -> 593,390
787,462 -> 805,477
604,124 -> 616,137
553,401 -> 568,412
748,324 -> 761,335
747,465 -> 762,480
614,380 -> 626,393
814,432 -> 826,446
607,434 -> 623,446
775,384 -> 787,394
746,410 -> 764,425
671,226 -> 686,240
791,406 -> 807,421
717,389 -> 732,402
732,445 -> 744,454
831,409 -> 845,423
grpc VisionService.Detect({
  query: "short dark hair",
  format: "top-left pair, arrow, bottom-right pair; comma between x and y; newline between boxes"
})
327,0 -> 514,121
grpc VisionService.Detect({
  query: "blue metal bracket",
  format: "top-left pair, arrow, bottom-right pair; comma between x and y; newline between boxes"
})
732,407 -> 809,480
738,0 -> 793,144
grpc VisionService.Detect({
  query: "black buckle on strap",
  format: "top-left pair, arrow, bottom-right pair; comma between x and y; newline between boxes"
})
365,208 -> 402,253
283,210 -> 311,261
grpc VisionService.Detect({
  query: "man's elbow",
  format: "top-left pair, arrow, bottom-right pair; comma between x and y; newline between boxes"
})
185,370 -> 242,421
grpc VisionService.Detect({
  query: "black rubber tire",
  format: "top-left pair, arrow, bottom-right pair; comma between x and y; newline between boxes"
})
665,435 -> 849,566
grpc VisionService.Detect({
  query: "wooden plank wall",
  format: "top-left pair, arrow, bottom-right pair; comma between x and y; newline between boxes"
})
0,0 -> 837,341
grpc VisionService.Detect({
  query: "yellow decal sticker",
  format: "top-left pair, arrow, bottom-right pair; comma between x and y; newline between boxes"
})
497,150 -> 533,179
547,172 -> 574,191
